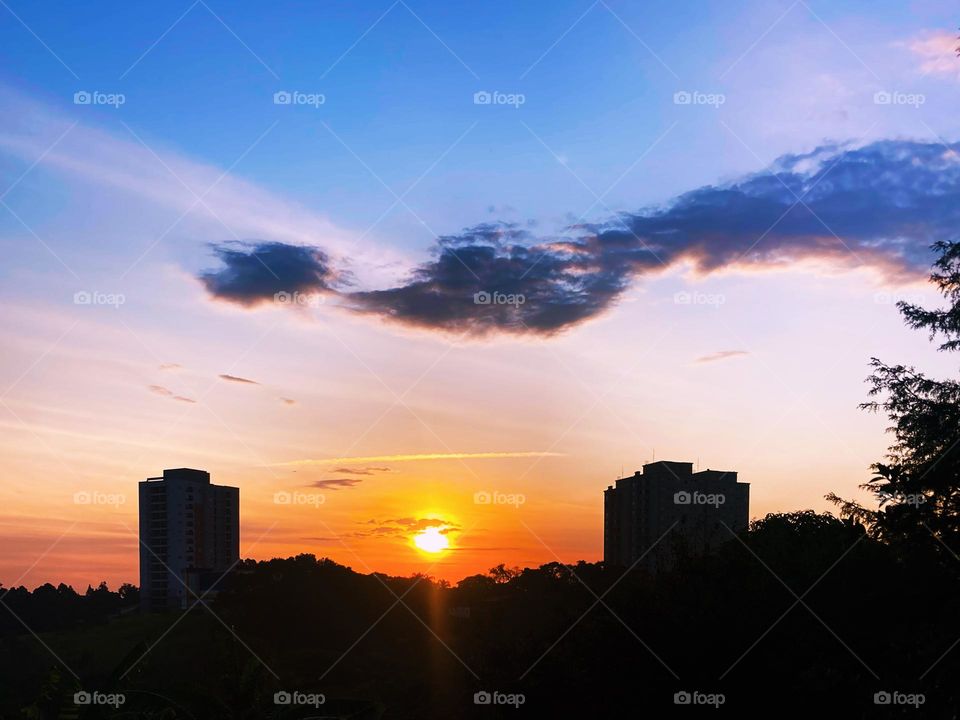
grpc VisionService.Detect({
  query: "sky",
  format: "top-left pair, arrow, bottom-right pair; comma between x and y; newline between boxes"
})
1,0 -> 960,589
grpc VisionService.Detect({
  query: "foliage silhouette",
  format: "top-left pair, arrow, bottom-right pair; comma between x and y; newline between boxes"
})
830,241 -> 960,562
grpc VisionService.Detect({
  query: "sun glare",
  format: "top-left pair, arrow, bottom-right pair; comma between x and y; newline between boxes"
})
413,527 -> 449,554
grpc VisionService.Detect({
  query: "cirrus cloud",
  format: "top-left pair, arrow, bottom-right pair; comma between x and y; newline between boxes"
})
906,30 -> 960,78
694,350 -> 749,364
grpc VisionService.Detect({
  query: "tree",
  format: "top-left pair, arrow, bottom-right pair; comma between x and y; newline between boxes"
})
488,563 -> 521,584
830,241 -> 960,551
118,582 -> 140,603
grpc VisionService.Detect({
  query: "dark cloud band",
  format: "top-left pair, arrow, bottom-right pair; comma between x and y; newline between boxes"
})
198,140 -> 960,335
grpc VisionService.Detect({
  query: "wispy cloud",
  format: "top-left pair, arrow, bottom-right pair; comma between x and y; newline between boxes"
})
219,373 -> 259,385
357,517 -> 460,537
274,451 -> 564,467
309,478 -> 363,490
331,466 -> 392,475
0,86 -> 406,286
302,466 -> 393,490
695,350 -> 749,364
148,384 -> 196,403
308,517 -> 460,540
906,30 -> 959,78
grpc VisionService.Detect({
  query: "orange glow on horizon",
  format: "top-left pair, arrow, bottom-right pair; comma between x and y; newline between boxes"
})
272,451 -> 564,466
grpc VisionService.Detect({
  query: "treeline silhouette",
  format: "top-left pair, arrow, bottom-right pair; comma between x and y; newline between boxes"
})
2,523 -> 958,717
0,582 -> 138,635
4,242 -> 960,717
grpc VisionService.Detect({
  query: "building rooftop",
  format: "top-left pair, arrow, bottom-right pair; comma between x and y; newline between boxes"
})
144,468 -> 211,483
612,460 -> 743,484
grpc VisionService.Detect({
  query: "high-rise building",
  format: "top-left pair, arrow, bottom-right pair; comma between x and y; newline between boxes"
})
138,468 -> 239,611
603,460 -> 749,572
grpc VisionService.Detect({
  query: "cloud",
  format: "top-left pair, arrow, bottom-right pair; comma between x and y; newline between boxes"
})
219,373 -> 259,385
280,397 -> 297,405
344,222 -> 629,335
321,517 -> 460,540
906,30 -> 959,78
274,451 -> 564,467
199,139 -> 960,336
359,517 -> 460,537
0,85 -> 386,266
309,478 -> 363,490
148,385 -> 196,403
695,350 -> 749,364
159,363 -> 181,370
200,242 -> 340,307
331,466 -> 392,475
301,467 -> 393,491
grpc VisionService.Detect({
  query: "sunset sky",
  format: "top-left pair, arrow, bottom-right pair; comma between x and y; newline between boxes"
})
2,0 -> 960,589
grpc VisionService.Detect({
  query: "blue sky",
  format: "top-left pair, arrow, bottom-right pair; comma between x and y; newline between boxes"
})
4,0 -> 957,253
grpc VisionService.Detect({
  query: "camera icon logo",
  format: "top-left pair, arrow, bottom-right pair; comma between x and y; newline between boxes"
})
74,91 -> 92,105
74,291 -> 92,305
74,691 -> 92,705
473,691 -> 492,705
273,491 -> 292,505
274,291 -> 292,304
473,91 -> 492,105
674,691 -> 691,704
673,91 -> 692,105
673,491 -> 691,505
274,691 -> 292,705
473,491 -> 492,505
274,91 -> 292,105
874,691 -> 891,705
73,491 -> 92,505
473,291 -> 491,305
873,90 -> 892,105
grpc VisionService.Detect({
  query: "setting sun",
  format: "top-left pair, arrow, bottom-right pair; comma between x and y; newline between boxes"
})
413,527 -> 450,554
